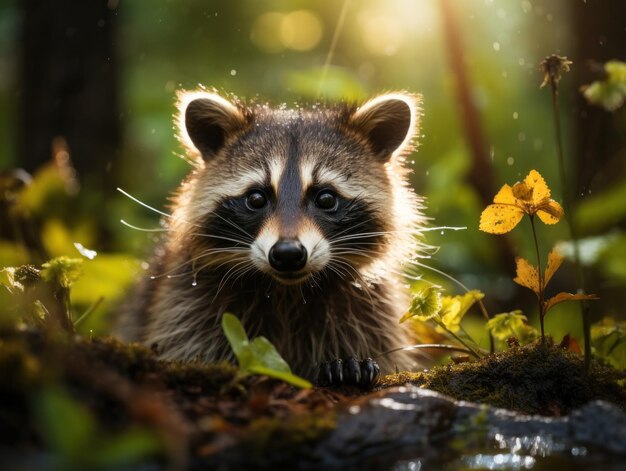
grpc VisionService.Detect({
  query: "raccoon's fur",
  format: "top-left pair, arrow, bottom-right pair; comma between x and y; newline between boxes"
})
118,90 -> 426,380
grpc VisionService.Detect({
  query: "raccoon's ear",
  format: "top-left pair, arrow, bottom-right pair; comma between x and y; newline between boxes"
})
349,93 -> 419,161
178,92 -> 246,160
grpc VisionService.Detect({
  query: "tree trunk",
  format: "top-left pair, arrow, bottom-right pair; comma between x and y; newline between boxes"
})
18,0 -> 120,192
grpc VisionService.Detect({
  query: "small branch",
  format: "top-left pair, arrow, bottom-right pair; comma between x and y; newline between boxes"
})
548,80 -> 592,370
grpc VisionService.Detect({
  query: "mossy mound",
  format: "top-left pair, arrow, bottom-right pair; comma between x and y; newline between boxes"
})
378,341 -> 626,416
0,327 -> 343,468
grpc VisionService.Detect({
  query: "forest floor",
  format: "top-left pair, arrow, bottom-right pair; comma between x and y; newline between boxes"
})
1,326 -> 625,469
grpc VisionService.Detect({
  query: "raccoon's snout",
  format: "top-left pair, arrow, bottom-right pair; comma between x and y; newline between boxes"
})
268,239 -> 308,273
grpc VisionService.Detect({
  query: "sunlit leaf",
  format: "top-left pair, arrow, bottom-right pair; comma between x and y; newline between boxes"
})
513,257 -> 540,295
486,311 -> 531,341
0,267 -> 22,293
543,248 -> 564,288
41,257 -> 83,289
591,317 -> 626,369
479,204 -> 524,234
536,199 -> 564,225
493,184 -> 517,205
249,366 -> 312,389
544,292 -> 599,313
401,286 -> 442,323
480,170 -> 563,232
222,312 -> 249,357
524,170 -> 551,202
221,313 -> 311,388
438,290 -> 485,333
249,336 -> 292,374
581,60 -> 626,112
438,297 -> 462,333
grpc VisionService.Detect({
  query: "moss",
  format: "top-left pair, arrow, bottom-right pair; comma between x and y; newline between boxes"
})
379,342 -> 626,415
73,335 -> 239,395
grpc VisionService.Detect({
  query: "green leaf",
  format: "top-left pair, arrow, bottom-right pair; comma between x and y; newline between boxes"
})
582,60 -> 626,111
221,312 -> 311,388
41,256 -> 84,289
249,365 -> 312,389
221,312 -> 249,357
591,317 -> 626,369
438,290 -> 485,333
0,267 -> 22,293
34,388 -> 96,458
486,311 -> 536,342
92,429 -> 160,469
249,336 -> 292,374
401,286 -> 442,323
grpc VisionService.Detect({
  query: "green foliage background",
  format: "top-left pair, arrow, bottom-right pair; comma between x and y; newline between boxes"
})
0,0 -> 624,347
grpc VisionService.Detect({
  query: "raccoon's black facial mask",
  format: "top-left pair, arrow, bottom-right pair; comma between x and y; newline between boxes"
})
180,91 -> 418,285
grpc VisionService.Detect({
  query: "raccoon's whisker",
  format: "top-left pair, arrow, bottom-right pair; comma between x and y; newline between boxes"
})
117,187 -> 171,218
190,233 -> 253,246
118,188 -> 255,244
330,217 -> 374,239
213,259 -> 255,302
329,256 -> 377,313
208,212 -> 255,240
120,219 -> 168,232
149,247 -> 248,280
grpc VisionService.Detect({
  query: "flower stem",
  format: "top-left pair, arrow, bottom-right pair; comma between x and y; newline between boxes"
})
415,261 -> 495,353
549,82 -> 591,370
529,216 -> 545,342
435,320 -> 482,359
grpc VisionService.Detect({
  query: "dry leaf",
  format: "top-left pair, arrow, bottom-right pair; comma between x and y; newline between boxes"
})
544,292 -> 599,313
543,248 -> 565,288
513,257 -> 540,295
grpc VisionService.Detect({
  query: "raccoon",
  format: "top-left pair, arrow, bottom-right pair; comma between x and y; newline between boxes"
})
119,90 -> 425,382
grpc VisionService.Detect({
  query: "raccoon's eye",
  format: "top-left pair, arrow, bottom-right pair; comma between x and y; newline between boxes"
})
246,191 -> 267,210
315,190 -> 338,210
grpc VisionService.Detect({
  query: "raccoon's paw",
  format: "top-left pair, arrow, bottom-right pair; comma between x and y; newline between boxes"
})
316,357 -> 380,389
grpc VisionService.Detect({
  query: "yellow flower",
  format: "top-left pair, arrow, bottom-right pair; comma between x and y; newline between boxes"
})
479,170 -> 564,234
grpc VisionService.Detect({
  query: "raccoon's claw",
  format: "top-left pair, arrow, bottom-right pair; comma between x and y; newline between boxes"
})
316,357 -> 380,388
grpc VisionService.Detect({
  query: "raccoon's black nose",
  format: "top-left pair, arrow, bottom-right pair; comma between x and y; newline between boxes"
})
269,240 -> 307,272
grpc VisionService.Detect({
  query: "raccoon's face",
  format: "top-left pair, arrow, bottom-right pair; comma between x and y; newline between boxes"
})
176,91 -> 419,286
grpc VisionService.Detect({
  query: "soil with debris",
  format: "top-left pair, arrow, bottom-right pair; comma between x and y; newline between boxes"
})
0,326 -> 624,469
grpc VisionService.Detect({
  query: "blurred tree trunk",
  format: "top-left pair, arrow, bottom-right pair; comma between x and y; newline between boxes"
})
439,0 -> 517,274
572,0 -> 626,196
18,0 -> 120,192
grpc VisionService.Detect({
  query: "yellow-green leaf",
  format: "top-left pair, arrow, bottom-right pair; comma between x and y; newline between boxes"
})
41,257 -> 83,289
401,286 -> 442,323
486,311 -> 531,341
438,290 -> 485,333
